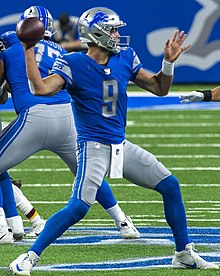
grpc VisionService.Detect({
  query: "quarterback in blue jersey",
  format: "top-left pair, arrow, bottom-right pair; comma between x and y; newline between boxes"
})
10,7 -> 219,274
0,6 -> 139,244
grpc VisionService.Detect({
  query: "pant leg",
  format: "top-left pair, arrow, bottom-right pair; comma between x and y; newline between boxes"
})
72,141 -> 111,206
123,139 -> 171,188
0,110 -> 47,173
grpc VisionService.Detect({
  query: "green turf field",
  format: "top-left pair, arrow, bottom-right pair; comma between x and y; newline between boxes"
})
1,107 -> 220,275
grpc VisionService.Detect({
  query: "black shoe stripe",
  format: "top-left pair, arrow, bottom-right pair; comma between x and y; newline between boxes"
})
0,233 -> 7,240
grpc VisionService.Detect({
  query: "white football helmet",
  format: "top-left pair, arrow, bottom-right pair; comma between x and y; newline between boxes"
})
20,6 -> 53,39
78,7 -> 130,53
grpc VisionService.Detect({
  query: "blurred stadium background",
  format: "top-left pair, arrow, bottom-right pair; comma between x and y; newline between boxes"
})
1,0 -> 220,83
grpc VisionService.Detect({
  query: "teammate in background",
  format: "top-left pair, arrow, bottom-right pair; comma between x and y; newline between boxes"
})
10,7 -> 219,274
180,88 -> 220,103
0,5 -> 139,245
0,82 -> 24,243
52,12 -> 83,52
12,183 -> 46,237
0,65 -> 45,240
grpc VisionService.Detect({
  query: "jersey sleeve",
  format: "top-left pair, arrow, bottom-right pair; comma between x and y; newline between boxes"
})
51,54 -> 74,87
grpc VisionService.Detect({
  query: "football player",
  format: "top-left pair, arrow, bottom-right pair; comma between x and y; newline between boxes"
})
10,7 -> 219,274
0,82 -> 45,240
0,78 -> 24,243
0,6 -> 139,244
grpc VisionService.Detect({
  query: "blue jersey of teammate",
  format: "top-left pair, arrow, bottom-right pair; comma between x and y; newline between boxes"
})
51,48 -> 142,144
0,31 -> 71,114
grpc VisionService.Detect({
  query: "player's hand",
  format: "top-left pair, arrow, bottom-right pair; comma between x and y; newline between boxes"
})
22,42 -> 37,50
179,91 -> 204,103
164,30 -> 191,63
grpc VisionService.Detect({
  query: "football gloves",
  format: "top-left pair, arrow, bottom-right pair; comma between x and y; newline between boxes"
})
179,90 -> 212,103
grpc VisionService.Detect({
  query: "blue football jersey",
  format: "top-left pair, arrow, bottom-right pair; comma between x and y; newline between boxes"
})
0,31 -> 71,114
51,48 -> 142,144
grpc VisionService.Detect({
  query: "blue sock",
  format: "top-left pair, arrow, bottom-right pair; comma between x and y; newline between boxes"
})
0,172 -> 18,218
154,175 -> 190,251
96,179 -> 117,209
29,198 -> 89,256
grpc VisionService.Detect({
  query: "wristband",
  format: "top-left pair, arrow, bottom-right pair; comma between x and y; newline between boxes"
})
162,59 -> 175,76
197,90 -> 212,101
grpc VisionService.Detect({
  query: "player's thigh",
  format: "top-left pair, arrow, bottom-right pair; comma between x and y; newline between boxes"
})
123,140 -> 171,189
0,113 -> 46,172
73,142 -> 111,205
52,116 -> 77,176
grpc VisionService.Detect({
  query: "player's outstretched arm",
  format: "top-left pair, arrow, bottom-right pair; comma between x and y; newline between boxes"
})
180,86 -> 220,103
134,30 -> 191,96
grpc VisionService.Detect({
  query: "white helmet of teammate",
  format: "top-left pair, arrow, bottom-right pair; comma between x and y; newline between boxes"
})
20,6 -> 53,39
78,7 -> 130,54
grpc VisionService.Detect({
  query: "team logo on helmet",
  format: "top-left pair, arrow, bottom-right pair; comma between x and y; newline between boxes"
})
88,11 -> 109,30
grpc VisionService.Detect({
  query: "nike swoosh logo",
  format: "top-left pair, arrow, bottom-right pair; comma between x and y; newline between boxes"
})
16,264 -> 23,272
0,233 -> 7,240
180,262 -> 197,268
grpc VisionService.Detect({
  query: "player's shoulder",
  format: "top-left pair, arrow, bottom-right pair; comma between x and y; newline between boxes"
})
0,31 -> 20,48
120,46 -> 136,56
62,51 -> 84,62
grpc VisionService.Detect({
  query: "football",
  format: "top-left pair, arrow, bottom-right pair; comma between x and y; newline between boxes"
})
16,17 -> 45,44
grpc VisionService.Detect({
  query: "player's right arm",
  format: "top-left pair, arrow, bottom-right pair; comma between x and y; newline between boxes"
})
24,46 -> 65,96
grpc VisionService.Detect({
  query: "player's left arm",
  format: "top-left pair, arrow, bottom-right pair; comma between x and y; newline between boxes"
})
134,30 -> 191,96
134,68 -> 173,96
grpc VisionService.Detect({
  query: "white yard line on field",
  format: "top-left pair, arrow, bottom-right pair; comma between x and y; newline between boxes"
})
28,200 -> 220,204
141,143 -> 220,147
127,133 -> 220,138
18,183 -> 220,187
8,167 -> 220,172
130,114 -> 216,119
127,122 -> 220,127
27,154 -> 220,159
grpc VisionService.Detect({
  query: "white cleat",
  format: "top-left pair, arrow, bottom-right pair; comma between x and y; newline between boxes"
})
6,216 -> 24,241
172,242 -> 219,269
0,228 -> 14,244
9,251 -> 39,276
115,216 -> 140,239
26,218 -> 46,237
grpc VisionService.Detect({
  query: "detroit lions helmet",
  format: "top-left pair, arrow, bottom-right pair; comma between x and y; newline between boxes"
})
20,6 -> 53,39
78,7 -> 130,54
